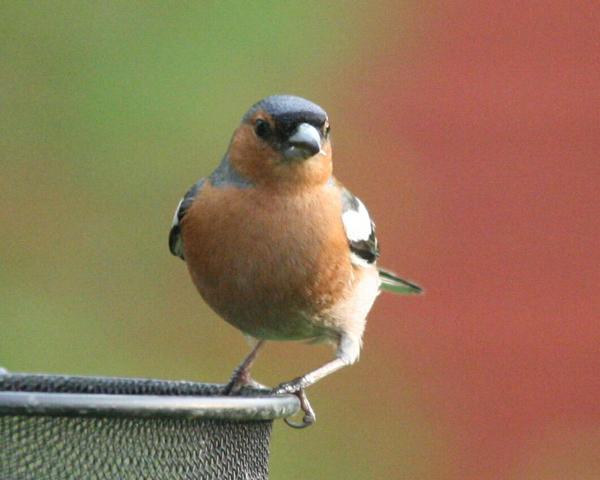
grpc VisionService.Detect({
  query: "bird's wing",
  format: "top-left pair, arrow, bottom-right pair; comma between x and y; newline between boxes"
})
339,186 -> 380,266
168,178 -> 206,259
339,185 -> 422,295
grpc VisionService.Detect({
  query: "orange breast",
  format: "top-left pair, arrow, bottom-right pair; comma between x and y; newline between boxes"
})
181,182 -> 353,340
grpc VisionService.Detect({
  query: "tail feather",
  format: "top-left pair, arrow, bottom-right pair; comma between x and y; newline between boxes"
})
378,268 -> 423,295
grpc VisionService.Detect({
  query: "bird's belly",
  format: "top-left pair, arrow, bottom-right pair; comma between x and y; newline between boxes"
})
181,185 -> 353,340
186,238 -> 345,341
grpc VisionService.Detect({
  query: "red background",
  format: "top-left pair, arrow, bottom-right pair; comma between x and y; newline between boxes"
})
341,3 -> 600,477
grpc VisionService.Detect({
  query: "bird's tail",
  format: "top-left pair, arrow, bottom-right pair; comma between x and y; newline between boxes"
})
378,268 -> 423,295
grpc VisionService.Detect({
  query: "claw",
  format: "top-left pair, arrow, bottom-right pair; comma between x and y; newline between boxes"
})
274,377 -> 317,427
223,370 -> 244,395
283,389 -> 316,428
223,367 -> 267,395
224,376 -> 268,395
222,382 -> 239,395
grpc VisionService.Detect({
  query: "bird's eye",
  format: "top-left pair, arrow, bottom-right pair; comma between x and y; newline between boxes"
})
324,122 -> 331,136
254,119 -> 271,139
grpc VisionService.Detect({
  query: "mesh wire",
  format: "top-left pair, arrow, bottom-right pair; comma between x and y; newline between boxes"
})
0,374 -> 274,480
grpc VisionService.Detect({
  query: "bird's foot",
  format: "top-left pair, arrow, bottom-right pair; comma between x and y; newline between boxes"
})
281,388 -> 316,429
223,368 -> 267,395
273,379 -> 316,428
273,376 -> 310,395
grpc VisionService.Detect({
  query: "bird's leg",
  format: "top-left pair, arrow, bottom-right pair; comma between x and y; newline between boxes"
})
274,334 -> 359,395
274,357 -> 348,394
274,357 -> 347,429
274,335 -> 360,427
223,340 -> 266,395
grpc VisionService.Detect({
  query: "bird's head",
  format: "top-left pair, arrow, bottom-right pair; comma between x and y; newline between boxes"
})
228,95 -> 332,190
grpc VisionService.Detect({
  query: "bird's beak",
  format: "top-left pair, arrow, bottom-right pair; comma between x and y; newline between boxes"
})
283,123 -> 322,160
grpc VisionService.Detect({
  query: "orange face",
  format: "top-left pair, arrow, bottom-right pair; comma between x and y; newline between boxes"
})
228,110 -> 333,191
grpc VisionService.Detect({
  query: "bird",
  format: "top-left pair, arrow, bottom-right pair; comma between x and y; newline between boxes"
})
169,95 -> 421,427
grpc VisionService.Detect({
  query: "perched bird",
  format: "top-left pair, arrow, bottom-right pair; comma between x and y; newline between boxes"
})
169,95 -> 421,427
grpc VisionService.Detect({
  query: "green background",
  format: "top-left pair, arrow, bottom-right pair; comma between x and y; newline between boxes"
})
2,4 -> 428,478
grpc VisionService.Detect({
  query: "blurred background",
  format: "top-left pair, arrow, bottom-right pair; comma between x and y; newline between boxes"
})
2,2 -> 599,478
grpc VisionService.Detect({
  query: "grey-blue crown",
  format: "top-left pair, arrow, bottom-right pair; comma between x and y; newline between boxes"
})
243,95 -> 327,124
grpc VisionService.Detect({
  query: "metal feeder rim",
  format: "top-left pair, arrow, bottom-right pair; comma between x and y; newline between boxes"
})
0,372 -> 300,421
0,391 -> 299,421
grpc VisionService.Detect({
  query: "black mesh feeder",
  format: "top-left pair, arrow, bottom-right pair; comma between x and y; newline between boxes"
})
0,370 -> 300,479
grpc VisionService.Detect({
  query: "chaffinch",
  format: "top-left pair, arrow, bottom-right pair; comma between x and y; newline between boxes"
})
169,95 -> 421,427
